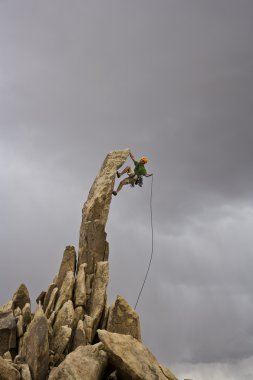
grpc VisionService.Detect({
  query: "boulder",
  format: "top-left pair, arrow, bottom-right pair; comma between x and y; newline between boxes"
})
12,284 -> 30,310
107,295 -> 141,341
56,246 -> 76,290
98,329 -> 170,380
54,271 -> 75,312
0,357 -> 20,380
78,149 -> 130,273
0,309 -> 17,356
48,343 -> 108,380
22,306 -> 49,380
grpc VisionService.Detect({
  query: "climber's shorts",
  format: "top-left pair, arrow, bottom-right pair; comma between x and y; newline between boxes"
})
125,168 -> 137,185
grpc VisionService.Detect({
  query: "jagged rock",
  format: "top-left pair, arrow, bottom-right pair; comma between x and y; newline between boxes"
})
72,319 -> 86,350
48,343 -> 108,380
53,300 -> 74,334
22,303 -> 31,327
54,271 -> 75,312
88,261 -> 109,341
98,329 -> 171,380
100,304 -> 109,330
48,310 -> 56,326
0,357 -> 20,380
74,263 -> 87,307
78,149 -> 130,273
56,246 -> 76,290
45,287 -> 58,318
12,284 -> 30,310
20,364 -> 32,380
36,291 -> 46,306
22,306 -> 49,380
160,365 -> 179,380
0,309 -> 17,356
43,283 -> 57,312
107,295 -> 141,341
51,325 -> 72,355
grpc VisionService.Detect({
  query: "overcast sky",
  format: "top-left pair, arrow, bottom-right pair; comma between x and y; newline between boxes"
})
1,1 -> 253,379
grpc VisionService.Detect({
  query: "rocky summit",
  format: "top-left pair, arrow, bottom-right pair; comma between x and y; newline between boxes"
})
0,149 -> 178,380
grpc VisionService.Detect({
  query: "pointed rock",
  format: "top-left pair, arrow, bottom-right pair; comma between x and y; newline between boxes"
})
88,261 -> 109,341
22,306 -> 49,380
72,320 -> 86,350
43,283 -> 57,312
56,246 -> 76,290
12,284 -> 30,310
53,300 -> 74,335
78,149 -> 130,273
0,357 -> 20,380
48,343 -> 108,380
74,263 -> 87,307
98,329 -> 172,380
45,287 -> 58,318
107,295 -> 141,341
54,271 -> 75,312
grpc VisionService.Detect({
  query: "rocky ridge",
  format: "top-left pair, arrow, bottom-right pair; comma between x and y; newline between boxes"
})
0,149 -> 178,380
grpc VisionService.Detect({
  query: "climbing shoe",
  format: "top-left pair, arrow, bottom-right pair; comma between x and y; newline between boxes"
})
116,171 -> 121,178
112,191 -> 117,196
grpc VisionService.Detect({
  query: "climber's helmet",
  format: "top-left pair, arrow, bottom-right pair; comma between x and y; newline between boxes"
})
140,156 -> 148,164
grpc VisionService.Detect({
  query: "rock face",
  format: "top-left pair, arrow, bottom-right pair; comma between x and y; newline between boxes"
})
98,329 -> 178,380
22,306 -> 49,380
0,150 -> 179,380
107,295 -> 141,341
48,343 -> 108,380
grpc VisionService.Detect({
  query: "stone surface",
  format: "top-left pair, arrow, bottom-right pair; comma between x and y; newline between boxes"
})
78,149 -> 130,273
107,295 -> 141,341
72,319 -> 86,350
74,263 -> 87,307
12,284 -> 30,310
16,315 -> 23,337
53,300 -> 74,335
54,271 -> 75,312
0,310 -> 17,356
56,245 -> 76,290
98,329 -> 169,380
73,306 -> 84,330
0,357 -> 20,380
22,306 -> 49,380
48,343 -> 108,380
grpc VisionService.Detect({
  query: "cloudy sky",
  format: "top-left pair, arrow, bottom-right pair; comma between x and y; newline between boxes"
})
1,1 -> 253,379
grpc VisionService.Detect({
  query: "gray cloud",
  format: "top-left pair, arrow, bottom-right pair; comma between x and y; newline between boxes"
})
1,1 -> 253,378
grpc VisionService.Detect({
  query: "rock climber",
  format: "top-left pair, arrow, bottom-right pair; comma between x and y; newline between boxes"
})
112,151 -> 153,196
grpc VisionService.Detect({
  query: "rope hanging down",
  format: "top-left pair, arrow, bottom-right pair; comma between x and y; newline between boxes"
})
134,174 -> 154,310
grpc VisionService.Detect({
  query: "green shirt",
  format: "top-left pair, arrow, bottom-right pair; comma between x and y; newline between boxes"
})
134,160 -> 147,176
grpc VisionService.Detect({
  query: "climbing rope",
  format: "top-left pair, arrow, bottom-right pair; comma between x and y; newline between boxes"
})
134,174 -> 154,310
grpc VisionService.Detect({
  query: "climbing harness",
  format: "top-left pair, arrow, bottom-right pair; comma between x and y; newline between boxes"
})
130,175 -> 143,188
134,174 -> 154,310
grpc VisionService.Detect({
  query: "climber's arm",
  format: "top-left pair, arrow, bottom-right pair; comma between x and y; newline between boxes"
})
129,151 -> 136,162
